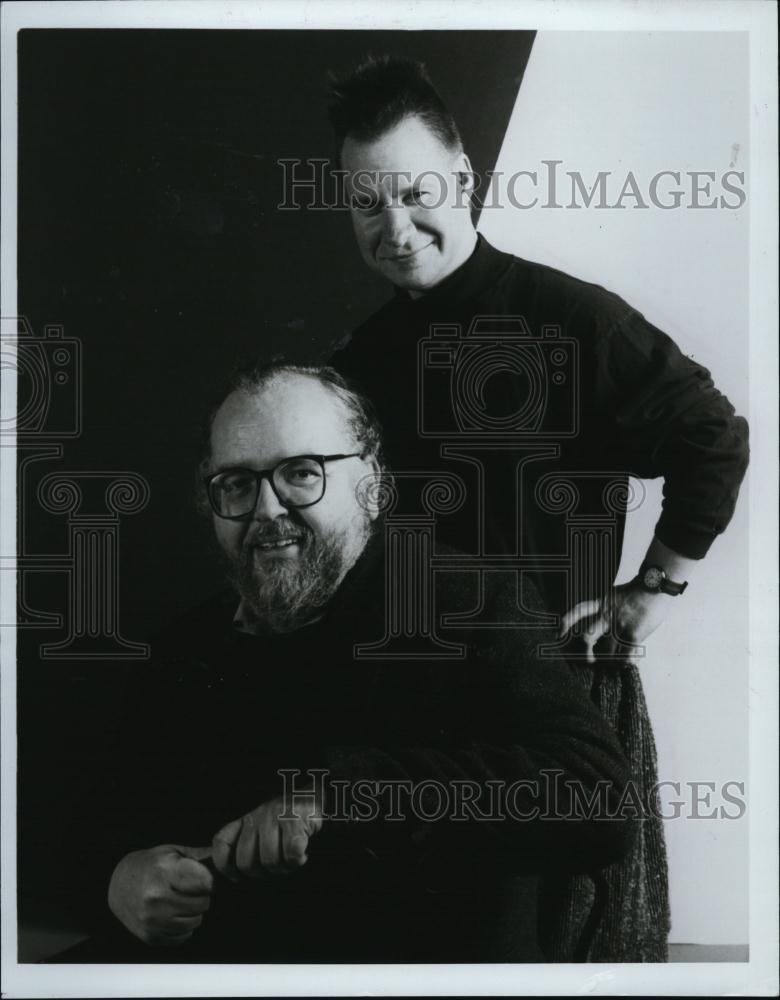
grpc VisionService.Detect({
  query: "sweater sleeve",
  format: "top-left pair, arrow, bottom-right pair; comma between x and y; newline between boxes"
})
316,575 -> 636,878
594,309 -> 749,558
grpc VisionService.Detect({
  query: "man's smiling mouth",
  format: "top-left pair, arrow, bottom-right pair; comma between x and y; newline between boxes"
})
380,242 -> 435,262
248,535 -> 305,555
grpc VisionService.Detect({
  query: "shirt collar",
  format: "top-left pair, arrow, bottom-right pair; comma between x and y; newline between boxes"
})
393,233 -> 511,311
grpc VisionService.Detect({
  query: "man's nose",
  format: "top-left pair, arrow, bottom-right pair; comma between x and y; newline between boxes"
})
382,205 -> 414,247
252,477 -> 287,520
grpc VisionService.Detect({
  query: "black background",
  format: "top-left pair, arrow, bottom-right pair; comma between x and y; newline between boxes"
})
16,29 -> 534,937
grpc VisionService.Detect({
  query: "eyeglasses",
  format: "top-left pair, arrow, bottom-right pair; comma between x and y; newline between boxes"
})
204,453 -> 363,520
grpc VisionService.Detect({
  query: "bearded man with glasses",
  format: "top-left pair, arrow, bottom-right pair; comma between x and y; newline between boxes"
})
59,361 -> 636,965
204,447 -> 372,635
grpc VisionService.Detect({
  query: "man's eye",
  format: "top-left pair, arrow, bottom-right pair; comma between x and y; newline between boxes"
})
220,476 -> 252,496
406,189 -> 428,207
281,462 -> 323,487
350,188 -> 382,215
351,193 -> 382,214
288,468 -> 319,483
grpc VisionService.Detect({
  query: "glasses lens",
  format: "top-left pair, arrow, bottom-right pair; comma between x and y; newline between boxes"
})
274,457 -> 325,506
210,470 -> 258,519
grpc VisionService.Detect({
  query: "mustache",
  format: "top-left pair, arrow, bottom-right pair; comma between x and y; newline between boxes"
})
242,517 -> 311,550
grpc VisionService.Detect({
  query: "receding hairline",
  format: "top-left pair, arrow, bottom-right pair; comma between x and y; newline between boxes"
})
210,371 -> 364,450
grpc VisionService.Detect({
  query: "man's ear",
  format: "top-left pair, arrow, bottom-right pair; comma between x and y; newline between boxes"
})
456,152 -> 476,194
451,152 -> 475,209
356,454 -> 384,522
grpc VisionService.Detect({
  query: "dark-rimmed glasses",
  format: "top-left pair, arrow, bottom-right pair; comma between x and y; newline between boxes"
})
204,453 -> 362,520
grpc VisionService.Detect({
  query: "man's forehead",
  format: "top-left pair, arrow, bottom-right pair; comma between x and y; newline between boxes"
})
342,115 -> 456,176
210,377 -> 354,464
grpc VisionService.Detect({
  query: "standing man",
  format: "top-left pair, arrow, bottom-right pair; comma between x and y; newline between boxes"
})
326,56 -> 749,960
64,362 -> 635,964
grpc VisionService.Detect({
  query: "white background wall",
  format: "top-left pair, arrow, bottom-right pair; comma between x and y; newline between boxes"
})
478,31 -> 749,945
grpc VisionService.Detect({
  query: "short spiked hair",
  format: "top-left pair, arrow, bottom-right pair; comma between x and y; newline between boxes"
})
327,54 -> 463,158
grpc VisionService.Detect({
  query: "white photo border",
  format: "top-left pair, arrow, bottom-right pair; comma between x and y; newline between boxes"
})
1,1 -> 777,996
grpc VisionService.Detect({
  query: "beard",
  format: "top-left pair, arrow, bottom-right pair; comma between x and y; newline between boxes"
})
224,514 -> 371,634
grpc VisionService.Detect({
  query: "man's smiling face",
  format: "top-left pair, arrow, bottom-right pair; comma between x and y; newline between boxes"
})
341,115 -> 477,297
207,374 -> 377,632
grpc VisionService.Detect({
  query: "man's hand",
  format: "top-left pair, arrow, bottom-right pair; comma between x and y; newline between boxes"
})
559,580 -> 675,663
107,844 -> 214,946
211,789 -> 324,882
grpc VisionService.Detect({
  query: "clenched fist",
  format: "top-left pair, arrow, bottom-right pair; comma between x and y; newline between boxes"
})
108,844 -> 214,946
212,789 -> 324,881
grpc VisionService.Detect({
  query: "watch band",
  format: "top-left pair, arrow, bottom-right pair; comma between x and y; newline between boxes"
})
639,563 -> 688,596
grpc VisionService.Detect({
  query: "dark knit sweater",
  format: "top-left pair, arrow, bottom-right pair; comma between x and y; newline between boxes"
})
80,537 -> 635,963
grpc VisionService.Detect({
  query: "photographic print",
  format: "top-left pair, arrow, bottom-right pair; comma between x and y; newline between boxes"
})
1,2 -> 777,997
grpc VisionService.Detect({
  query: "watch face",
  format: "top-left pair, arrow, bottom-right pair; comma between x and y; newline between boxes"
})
643,566 -> 665,590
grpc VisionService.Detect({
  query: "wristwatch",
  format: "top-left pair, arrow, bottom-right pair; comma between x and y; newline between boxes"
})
638,563 -> 688,596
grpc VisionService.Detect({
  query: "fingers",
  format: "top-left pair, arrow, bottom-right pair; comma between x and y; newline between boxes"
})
167,854 -> 214,896
214,809 -> 312,881
266,804 -> 312,872
211,791 -> 323,884
560,598 -> 607,663
559,599 -> 601,637
166,891 -> 211,916
212,818 -> 242,881
236,812 -> 264,877
281,826 -> 309,869
228,809 -> 283,879
561,596 -> 629,662
257,808 -> 298,876
582,615 -> 609,664
177,844 -> 213,863
137,880 -> 207,943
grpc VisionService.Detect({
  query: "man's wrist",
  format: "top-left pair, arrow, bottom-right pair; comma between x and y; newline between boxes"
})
638,536 -> 699,595
636,562 -> 688,596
